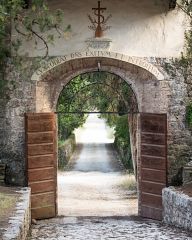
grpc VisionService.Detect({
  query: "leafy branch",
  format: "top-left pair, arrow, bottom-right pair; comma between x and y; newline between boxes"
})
0,0 -> 70,94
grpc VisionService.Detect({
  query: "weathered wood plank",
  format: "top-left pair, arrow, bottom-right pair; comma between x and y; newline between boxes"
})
27,132 -> 54,144
141,144 -> 166,157
141,155 -> 166,170
141,193 -> 162,209
31,206 -> 56,220
26,112 -> 57,220
141,206 -> 162,220
141,181 -> 164,195
29,180 -> 55,194
31,192 -> 55,209
142,169 -> 166,183
28,143 -> 54,156
27,120 -> 55,132
28,155 -> 54,169
28,167 -> 54,182
26,113 -> 55,120
141,133 -> 166,145
140,113 -> 167,220
141,115 -> 166,133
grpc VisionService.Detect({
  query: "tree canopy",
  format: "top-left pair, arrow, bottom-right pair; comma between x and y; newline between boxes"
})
57,71 -> 136,170
57,71 -> 137,139
0,0 -> 69,92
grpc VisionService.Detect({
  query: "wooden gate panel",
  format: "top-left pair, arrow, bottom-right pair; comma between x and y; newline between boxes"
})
142,169 -> 166,183
28,167 -> 55,182
141,156 -> 166,170
141,133 -> 166,145
30,180 -> 55,194
141,181 -> 164,195
26,113 -> 57,220
140,113 -> 167,221
28,155 -> 54,169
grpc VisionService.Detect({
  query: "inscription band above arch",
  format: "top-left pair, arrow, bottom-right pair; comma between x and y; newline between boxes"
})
31,51 -> 164,81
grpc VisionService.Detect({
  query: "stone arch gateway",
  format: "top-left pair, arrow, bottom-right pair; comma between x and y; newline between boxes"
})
25,52 -> 167,221
32,52 -> 166,113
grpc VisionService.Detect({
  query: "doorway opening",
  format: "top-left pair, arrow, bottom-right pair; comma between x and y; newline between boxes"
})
56,71 -> 138,217
26,56 -> 167,221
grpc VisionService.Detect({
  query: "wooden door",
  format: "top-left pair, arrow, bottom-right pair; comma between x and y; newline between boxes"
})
139,113 -> 167,220
26,113 -> 57,220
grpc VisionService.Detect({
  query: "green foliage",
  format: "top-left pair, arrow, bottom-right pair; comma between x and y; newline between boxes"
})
0,0 -> 68,94
57,72 -> 137,141
57,72 -> 135,171
186,102 -> 192,128
58,134 -> 76,169
57,75 -> 91,140
114,115 -> 130,149
114,115 -> 133,171
164,1 -> 192,80
164,1 -> 192,132
58,112 -> 86,140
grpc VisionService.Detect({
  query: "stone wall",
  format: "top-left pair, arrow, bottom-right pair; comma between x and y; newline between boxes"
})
0,0 -> 190,188
0,60 -> 37,186
166,71 -> 192,185
2,187 -> 31,240
163,187 -> 192,231
183,162 -> 192,184
1,55 -> 192,187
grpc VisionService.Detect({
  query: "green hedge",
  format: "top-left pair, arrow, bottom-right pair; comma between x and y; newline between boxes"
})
114,115 -> 133,172
58,134 -> 76,169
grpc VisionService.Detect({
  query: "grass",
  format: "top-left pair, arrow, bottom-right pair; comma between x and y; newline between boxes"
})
118,174 -> 137,191
0,192 -> 18,218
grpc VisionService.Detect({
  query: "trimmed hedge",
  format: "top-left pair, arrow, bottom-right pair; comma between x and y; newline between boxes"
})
58,134 -> 76,169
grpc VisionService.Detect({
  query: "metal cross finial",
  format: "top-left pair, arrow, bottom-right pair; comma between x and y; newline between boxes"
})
88,1 -> 112,38
92,1 -> 106,27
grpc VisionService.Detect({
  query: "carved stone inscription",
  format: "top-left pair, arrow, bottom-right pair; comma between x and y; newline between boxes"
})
32,51 -> 164,81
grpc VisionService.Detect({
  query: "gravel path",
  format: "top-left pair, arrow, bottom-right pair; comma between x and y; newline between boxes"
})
58,114 -> 137,217
28,216 -> 192,240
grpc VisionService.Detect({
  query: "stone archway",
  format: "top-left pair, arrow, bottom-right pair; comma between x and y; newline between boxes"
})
27,52 -> 168,220
31,51 -> 166,113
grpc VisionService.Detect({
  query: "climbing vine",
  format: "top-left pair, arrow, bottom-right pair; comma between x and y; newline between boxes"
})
164,1 -> 192,127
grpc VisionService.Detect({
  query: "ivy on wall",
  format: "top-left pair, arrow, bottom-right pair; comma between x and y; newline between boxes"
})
163,1 -> 192,126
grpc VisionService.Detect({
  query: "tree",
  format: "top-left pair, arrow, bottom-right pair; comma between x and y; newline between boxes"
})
0,0 -> 69,92
57,72 -> 136,171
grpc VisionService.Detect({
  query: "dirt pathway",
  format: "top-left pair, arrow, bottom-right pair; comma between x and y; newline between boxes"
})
58,114 -> 137,216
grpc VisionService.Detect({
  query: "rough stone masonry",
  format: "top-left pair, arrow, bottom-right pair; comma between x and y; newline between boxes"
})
0,0 -> 192,189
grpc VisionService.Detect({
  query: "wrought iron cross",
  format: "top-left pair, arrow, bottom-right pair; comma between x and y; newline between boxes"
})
92,1 -> 106,27
88,1 -> 111,38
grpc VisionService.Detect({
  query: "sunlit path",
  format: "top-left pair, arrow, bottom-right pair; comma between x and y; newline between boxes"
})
58,114 -> 138,217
